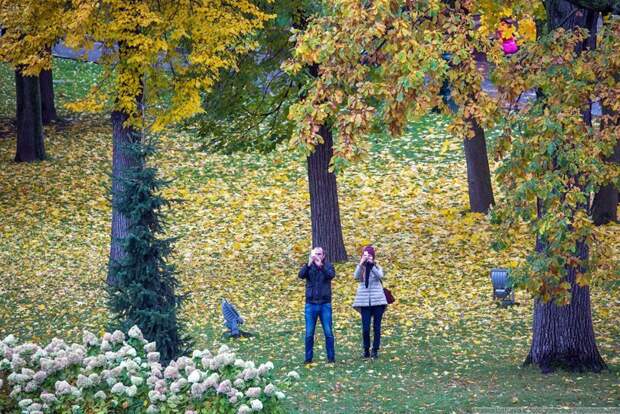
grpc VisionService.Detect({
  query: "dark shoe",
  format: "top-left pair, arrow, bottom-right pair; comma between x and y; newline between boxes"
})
304,359 -> 313,365
370,349 -> 378,358
327,359 -> 336,364
363,349 -> 370,359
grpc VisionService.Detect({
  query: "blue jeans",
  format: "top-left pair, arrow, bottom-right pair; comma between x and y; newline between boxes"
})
361,305 -> 386,351
304,303 -> 335,362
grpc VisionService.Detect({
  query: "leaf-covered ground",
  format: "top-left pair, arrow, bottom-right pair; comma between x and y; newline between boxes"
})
0,61 -> 619,413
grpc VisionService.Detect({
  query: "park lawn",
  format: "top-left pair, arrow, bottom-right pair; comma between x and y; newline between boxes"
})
0,60 -> 619,413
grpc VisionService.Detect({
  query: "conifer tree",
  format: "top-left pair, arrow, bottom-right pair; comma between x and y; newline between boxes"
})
107,139 -> 189,363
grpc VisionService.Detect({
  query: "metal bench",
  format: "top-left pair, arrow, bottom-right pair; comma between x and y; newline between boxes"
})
221,298 -> 252,338
490,268 -> 515,307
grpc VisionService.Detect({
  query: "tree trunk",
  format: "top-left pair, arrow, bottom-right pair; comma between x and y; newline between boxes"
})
525,241 -> 607,373
107,109 -> 142,285
592,152 -> 619,224
307,125 -> 347,262
40,68 -> 58,125
564,0 -> 620,13
15,70 -> 45,162
592,104 -> 619,225
463,118 -> 494,213
592,180 -> 619,224
524,0 -> 607,373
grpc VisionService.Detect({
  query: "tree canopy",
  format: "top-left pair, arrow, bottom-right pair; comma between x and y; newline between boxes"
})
62,0 -> 271,129
0,0 -> 67,75
285,0 -> 619,302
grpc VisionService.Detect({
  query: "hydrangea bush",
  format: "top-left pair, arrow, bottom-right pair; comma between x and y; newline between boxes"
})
0,326 -> 297,413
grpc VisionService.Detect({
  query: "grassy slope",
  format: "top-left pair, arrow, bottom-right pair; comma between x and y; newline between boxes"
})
0,60 -> 618,413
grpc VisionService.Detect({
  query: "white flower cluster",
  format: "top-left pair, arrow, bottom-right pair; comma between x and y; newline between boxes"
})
0,327 -> 295,413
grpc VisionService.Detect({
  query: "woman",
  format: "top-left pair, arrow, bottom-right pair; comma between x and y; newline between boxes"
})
352,245 -> 387,358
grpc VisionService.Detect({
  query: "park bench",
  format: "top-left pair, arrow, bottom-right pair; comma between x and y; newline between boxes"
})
221,298 -> 252,338
490,268 -> 515,307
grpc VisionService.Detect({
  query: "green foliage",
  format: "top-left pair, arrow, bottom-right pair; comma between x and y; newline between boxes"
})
490,16 -> 620,301
192,0 -> 317,154
286,0 -> 619,303
107,140 -> 189,364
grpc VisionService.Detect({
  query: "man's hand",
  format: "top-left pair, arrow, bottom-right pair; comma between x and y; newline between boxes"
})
310,247 -> 324,267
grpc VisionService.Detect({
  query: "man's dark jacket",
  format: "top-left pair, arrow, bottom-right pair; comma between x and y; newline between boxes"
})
298,261 -> 336,304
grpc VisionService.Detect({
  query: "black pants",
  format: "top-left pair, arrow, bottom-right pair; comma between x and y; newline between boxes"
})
361,305 -> 386,351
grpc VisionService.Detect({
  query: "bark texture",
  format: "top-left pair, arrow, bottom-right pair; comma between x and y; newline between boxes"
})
40,68 -> 58,125
15,71 -> 45,162
525,242 -> 607,373
592,104 -> 619,225
307,125 -> 347,263
463,118 -> 494,214
107,110 -> 142,285
564,0 -> 620,13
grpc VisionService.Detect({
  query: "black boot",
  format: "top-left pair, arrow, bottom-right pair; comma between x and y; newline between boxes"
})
363,349 -> 370,359
370,349 -> 378,358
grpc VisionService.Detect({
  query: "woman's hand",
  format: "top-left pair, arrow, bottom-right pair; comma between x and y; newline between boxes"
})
359,251 -> 369,266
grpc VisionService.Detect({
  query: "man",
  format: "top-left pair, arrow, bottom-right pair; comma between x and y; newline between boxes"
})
298,246 -> 336,364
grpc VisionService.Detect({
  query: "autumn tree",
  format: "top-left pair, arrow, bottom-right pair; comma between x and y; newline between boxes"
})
197,0 -> 348,261
468,0 -> 617,372
62,0 -> 270,286
285,1 -> 503,219
287,0 -> 618,372
0,0 -> 67,161
54,0 -> 269,355
561,3 -> 619,226
488,0 -> 617,373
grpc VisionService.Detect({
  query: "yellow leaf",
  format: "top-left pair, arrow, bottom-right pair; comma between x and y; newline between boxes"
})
519,17 -> 537,42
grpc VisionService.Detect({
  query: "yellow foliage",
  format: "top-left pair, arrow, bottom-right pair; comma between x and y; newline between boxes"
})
0,0 -> 68,74
62,0 -> 272,129
0,114 -> 617,356
519,17 -> 537,42
498,21 -> 516,41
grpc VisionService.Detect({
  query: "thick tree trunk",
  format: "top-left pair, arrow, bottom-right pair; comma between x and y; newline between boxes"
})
15,70 -> 45,162
463,118 -> 494,213
564,0 -> 620,13
546,0 -> 600,36
107,110 -> 142,285
525,0 -> 607,373
40,69 -> 58,125
592,149 -> 619,224
307,125 -> 347,262
592,180 -> 619,224
525,241 -> 607,373
592,104 -> 619,225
